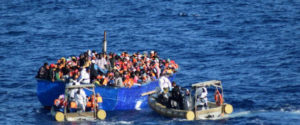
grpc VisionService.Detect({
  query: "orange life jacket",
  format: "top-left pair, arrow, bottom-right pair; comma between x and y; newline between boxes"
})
87,101 -> 92,108
54,99 -> 60,106
214,90 -> 223,106
102,78 -> 108,86
96,96 -> 103,103
70,101 -> 77,108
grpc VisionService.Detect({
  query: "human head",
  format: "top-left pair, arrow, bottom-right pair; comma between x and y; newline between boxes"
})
44,62 -> 48,67
172,81 -> 176,87
86,67 -> 90,73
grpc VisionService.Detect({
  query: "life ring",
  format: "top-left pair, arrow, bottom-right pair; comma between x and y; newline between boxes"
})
214,90 -> 223,106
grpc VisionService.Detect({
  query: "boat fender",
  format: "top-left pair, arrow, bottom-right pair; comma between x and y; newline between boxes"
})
55,112 -> 64,122
97,109 -> 106,120
224,104 -> 233,114
186,111 -> 195,120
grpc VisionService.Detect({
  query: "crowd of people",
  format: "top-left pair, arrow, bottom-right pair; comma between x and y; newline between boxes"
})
37,50 -> 178,88
157,81 -> 211,111
157,75 -> 212,111
53,91 -> 103,113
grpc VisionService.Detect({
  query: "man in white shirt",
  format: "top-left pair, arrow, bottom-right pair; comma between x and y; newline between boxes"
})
75,89 -> 87,112
159,74 -> 172,93
95,54 -> 107,74
195,87 -> 208,110
68,80 -> 80,100
78,68 -> 90,84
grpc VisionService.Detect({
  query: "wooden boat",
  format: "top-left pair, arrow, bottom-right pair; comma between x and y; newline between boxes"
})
37,31 -> 177,111
51,84 -> 106,121
148,80 -> 233,120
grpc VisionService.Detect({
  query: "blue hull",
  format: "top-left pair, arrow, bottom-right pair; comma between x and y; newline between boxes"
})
37,75 -> 175,111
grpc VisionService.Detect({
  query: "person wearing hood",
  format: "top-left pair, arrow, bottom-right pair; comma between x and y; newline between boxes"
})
75,88 -> 87,112
68,80 -> 80,100
195,87 -> 208,110
78,68 -> 90,84
158,73 -> 172,93
183,89 -> 193,110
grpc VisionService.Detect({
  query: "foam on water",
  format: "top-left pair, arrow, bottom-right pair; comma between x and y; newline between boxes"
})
0,0 -> 299,124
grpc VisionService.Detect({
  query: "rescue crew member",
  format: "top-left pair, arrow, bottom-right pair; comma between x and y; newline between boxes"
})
158,73 -> 172,93
75,88 -> 87,112
78,68 -> 90,84
195,87 -> 208,110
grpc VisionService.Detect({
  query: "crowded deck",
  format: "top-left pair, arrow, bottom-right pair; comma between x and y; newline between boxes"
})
36,50 -> 179,88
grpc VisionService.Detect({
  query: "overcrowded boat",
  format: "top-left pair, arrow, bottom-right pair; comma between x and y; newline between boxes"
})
36,31 -> 179,111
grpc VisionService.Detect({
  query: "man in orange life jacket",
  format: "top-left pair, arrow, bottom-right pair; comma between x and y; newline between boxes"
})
54,94 -> 65,112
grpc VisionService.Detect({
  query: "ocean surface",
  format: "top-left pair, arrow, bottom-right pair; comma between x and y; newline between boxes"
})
0,0 -> 299,124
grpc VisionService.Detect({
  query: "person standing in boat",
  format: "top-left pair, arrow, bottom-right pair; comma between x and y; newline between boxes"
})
195,87 -> 208,110
183,89 -> 193,110
78,68 -> 91,84
36,62 -> 49,79
159,73 -> 172,93
75,88 -> 87,112
96,53 -> 108,74
90,60 -> 99,82
170,81 -> 183,109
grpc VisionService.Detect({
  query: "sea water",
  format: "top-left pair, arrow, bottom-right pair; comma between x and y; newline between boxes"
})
0,0 -> 299,124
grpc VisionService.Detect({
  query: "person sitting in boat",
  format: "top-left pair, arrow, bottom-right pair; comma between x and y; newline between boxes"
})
36,62 -> 49,79
75,88 -> 87,112
170,81 -> 183,109
195,87 -> 208,110
78,67 -> 91,84
158,73 -> 172,93
54,94 -> 65,112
